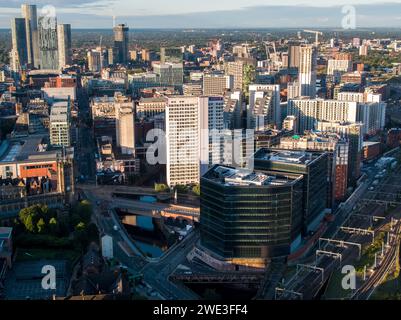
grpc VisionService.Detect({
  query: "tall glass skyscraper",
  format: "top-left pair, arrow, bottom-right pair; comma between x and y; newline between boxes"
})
11,18 -> 28,67
21,4 -> 39,68
113,24 -> 129,64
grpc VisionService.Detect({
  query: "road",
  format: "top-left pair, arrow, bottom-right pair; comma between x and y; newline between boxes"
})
140,231 -> 200,300
82,187 -> 199,300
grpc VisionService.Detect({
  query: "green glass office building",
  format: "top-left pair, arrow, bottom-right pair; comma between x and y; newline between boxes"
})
254,149 -> 329,234
200,165 -> 304,264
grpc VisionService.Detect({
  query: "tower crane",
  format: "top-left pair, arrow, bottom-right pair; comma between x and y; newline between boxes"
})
303,30 -> 323,46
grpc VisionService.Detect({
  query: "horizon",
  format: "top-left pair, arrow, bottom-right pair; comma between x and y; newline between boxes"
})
2,1 -> 401,28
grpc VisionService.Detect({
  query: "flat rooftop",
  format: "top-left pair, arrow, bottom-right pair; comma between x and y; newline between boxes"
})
204,165 -> 298,187
254,148 -> 319,165
0,135 -> 68,163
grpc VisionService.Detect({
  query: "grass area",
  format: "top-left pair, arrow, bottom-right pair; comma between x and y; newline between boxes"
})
371,276 -> 401,300
355,231 -> 386,273
16,248 -> 81,263
371,241 -> 401,300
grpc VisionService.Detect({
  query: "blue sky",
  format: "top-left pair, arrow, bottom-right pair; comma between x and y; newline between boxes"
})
2,1 -> 401,28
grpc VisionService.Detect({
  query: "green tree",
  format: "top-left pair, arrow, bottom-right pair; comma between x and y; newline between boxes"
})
37,218 -> 46,234
155,183 -> 169,193
49,217 -> 58,235
192,184 -> 200,197
75,222 -> 86,232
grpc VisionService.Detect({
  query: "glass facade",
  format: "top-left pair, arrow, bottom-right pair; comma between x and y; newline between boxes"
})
200,168 -> 303,260
254,149 -> 328,234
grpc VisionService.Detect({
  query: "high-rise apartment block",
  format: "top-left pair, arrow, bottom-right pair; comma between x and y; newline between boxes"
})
298,45 -> 317,98
248,84 -> 281,131
166,96 -> 200,187
57,24 -> 72,69
38,15 -> 59,70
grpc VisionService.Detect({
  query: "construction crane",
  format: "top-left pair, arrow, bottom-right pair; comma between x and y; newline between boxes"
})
303,30 -> 323,46
263,40 -> 282,72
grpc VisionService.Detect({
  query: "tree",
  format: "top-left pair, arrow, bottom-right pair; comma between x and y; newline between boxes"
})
192,184 -> 200,197
37,218 -> 46,234
155,183 -> 169,193
49,217 -> 58,235
75,222 -> 86,232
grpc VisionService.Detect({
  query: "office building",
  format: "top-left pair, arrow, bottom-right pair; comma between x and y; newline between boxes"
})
0,135 -> 75,210
254,149 -> 328,233
298,45 -> 317,98
113,24 -> 129,64
38,15 -> 59,70
199,165 -> 304,268
136,97 -> 167,119
50,101 -> 71,147
57,24 -> 72,69
287,98 -> 358,133
317,121 -> 363,186
248,84 -> 281,131
116,104 -> 135,155
153,62 -> 183,87
160,47 -> 183,64
21,4 -> 39,68
327,59 -> 352,75
91,92 -> 133,141
203,72 -> 233,96
183,83 -> 203,96
87,49 -> 105,72
226,58 -> 256,91
166,96 -> 200,187
279,133 -> 350,204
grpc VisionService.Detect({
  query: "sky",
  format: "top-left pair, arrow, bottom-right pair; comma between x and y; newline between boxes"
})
2,0 -> 401,28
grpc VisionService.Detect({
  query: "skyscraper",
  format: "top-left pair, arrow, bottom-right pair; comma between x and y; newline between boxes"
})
166,96 -> 200,187
57,24 -> 72,69
288,44 -> 300,69
298,45 -> 317,98
11,18 -> 28,67
248,84 -> 281,130
38,15 -> 59,70
113,24 -> 129,64
200,96 -> 225,175
21,4 -> 39,68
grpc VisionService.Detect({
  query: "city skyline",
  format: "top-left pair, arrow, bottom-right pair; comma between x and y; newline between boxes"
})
2,1 -> 401,28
